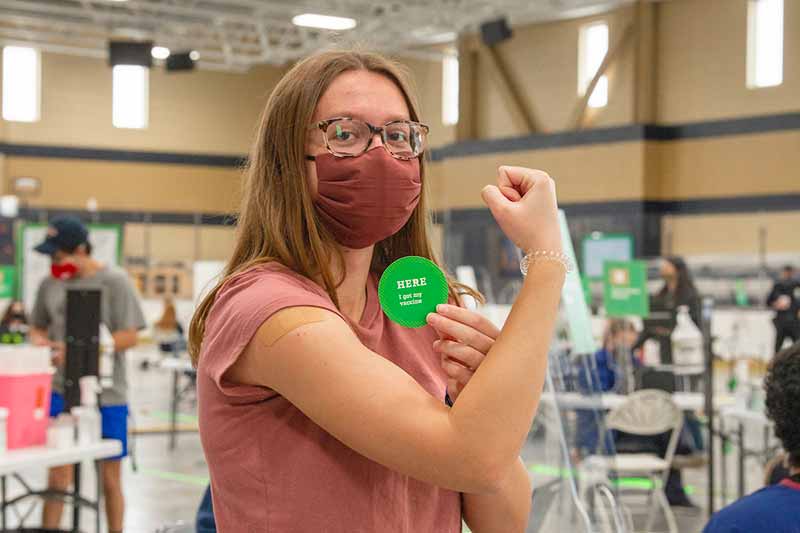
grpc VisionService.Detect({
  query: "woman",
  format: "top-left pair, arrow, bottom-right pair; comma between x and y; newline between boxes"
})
140,298 -> 186,370
575,319 -> 640,457
0,300 -> 28,342
154,298 -> 185,354
635,256 -> 701,364
189,50 -> 566,532
633,256 -> 703,507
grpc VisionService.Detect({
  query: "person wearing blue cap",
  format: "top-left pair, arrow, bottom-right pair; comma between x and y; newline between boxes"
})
29,215 -> 146,533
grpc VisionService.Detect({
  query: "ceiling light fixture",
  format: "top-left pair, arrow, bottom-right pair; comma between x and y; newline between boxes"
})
292,13 -> 357,31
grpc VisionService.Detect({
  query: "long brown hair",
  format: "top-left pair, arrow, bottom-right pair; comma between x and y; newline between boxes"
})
189,49 -> 480,365
155,298 -> 178,331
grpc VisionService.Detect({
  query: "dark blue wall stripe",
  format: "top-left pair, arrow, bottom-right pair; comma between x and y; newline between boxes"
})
429,111 -> 800,161
12,193 -> 798,230
429,125 -> 647,160
435,193 -> 800,221
16,207 -> 236,226
1,112 -> 798,166
0,143 -> 245,167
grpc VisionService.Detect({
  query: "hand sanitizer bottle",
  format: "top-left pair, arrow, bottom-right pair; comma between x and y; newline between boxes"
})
671,306 -> 703,366
72,375 -> 102,445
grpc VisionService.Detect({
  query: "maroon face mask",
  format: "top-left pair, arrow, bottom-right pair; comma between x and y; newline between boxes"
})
310,148 -> 421,249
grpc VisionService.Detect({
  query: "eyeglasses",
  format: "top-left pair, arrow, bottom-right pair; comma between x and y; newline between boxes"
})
314,117 -> 429,160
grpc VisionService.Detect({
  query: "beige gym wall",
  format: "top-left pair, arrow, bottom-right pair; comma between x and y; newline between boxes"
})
663,211 -> 800,256
427,141 -> 647,211
3,156 -> 241,213
468,5 -> 637,138
0,52 -> 284,154
657,0 -> 800,123
1,0 -> 798,260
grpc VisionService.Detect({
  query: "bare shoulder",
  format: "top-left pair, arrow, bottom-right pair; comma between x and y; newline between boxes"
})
225,306 -> 351,387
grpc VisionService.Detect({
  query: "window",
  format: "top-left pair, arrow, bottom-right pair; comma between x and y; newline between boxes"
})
442,53 -> 459,126
747,0 -> 783,88
2,46 -> 41,122
578,22 -> 609,108
112,65 -> 148,129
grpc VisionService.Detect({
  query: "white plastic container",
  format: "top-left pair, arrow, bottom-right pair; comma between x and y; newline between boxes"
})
71,407 -> 101,445
99,324 -> 115,389
642,339 -> 661,366
47,414 -> 76,449
72,376 -> 102,445
671,306 -> 704,366
0,345 -> 55,449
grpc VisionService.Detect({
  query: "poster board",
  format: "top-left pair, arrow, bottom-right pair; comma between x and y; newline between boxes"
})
559,211 -> 596,355
0,265 -> 16,299
603,260 -> 650,317
581,233 -> 633,280
17,223 -> 122,313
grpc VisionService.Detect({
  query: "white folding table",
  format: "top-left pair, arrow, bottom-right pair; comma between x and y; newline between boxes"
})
0,439 -> 122,532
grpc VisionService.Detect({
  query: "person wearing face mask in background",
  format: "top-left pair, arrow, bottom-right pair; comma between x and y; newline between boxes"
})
0,300 -> 29,342
28,216 -> 147,533
633,256 -> 702,365
630,256 -> 703,508
189,50 -> 566,532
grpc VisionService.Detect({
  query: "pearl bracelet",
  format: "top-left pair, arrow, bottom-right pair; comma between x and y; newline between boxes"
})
520,250 -> 574,276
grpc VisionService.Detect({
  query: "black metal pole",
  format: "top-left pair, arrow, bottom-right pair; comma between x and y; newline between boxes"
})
702,297 -> 715,516
739,423 -> 746,499
1,474 -> 7,531
72,463 -> 81,532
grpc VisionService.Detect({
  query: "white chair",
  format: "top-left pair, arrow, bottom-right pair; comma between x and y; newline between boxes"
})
581,389 -> 684,533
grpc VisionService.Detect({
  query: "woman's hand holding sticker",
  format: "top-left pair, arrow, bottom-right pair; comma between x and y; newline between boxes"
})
426,304 -> 500,402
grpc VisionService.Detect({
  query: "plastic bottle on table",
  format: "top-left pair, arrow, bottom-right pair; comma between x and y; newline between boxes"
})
72,376 -> 102,445
671,305 -> 704,366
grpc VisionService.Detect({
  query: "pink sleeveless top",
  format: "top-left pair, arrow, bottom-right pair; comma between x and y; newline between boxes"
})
197,263 -> 461,532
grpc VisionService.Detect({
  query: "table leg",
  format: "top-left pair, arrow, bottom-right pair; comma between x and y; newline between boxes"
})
1,475 -> 7,532
72,463 -> 81,533
738,422 -> 745,499
96,460 -> 104,533
170,368 -> 179,451
720,417 -> 728,507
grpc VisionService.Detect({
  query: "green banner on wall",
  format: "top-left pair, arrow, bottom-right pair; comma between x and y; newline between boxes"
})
603,260 -> 649,318
0,265 -> 16,299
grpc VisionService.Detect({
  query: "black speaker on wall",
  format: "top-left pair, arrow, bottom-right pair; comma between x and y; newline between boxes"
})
109,40 -> 153,67
480,17 -> 512,46
166,52 -> 196,72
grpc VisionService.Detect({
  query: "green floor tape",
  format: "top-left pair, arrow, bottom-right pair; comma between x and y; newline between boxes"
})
139,467 -> 209,487
525,462 -> 699,495
148,410 -> 199,425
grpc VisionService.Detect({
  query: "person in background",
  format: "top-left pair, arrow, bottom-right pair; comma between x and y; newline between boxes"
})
195,485 -> 216,533
634,256 -> 702,364
764,452 -> 792,487
703,343 -> 800,533
629,257 -> 704,507
575,319 -> 640,457
0,300 -> 29,341
140,298 -> 186,371
154,298 -> 184,355
767,265 -> 799,355
28,216 -> 147,533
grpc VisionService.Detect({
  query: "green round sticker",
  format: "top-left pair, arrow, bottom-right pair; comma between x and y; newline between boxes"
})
378,256 -> 449,328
